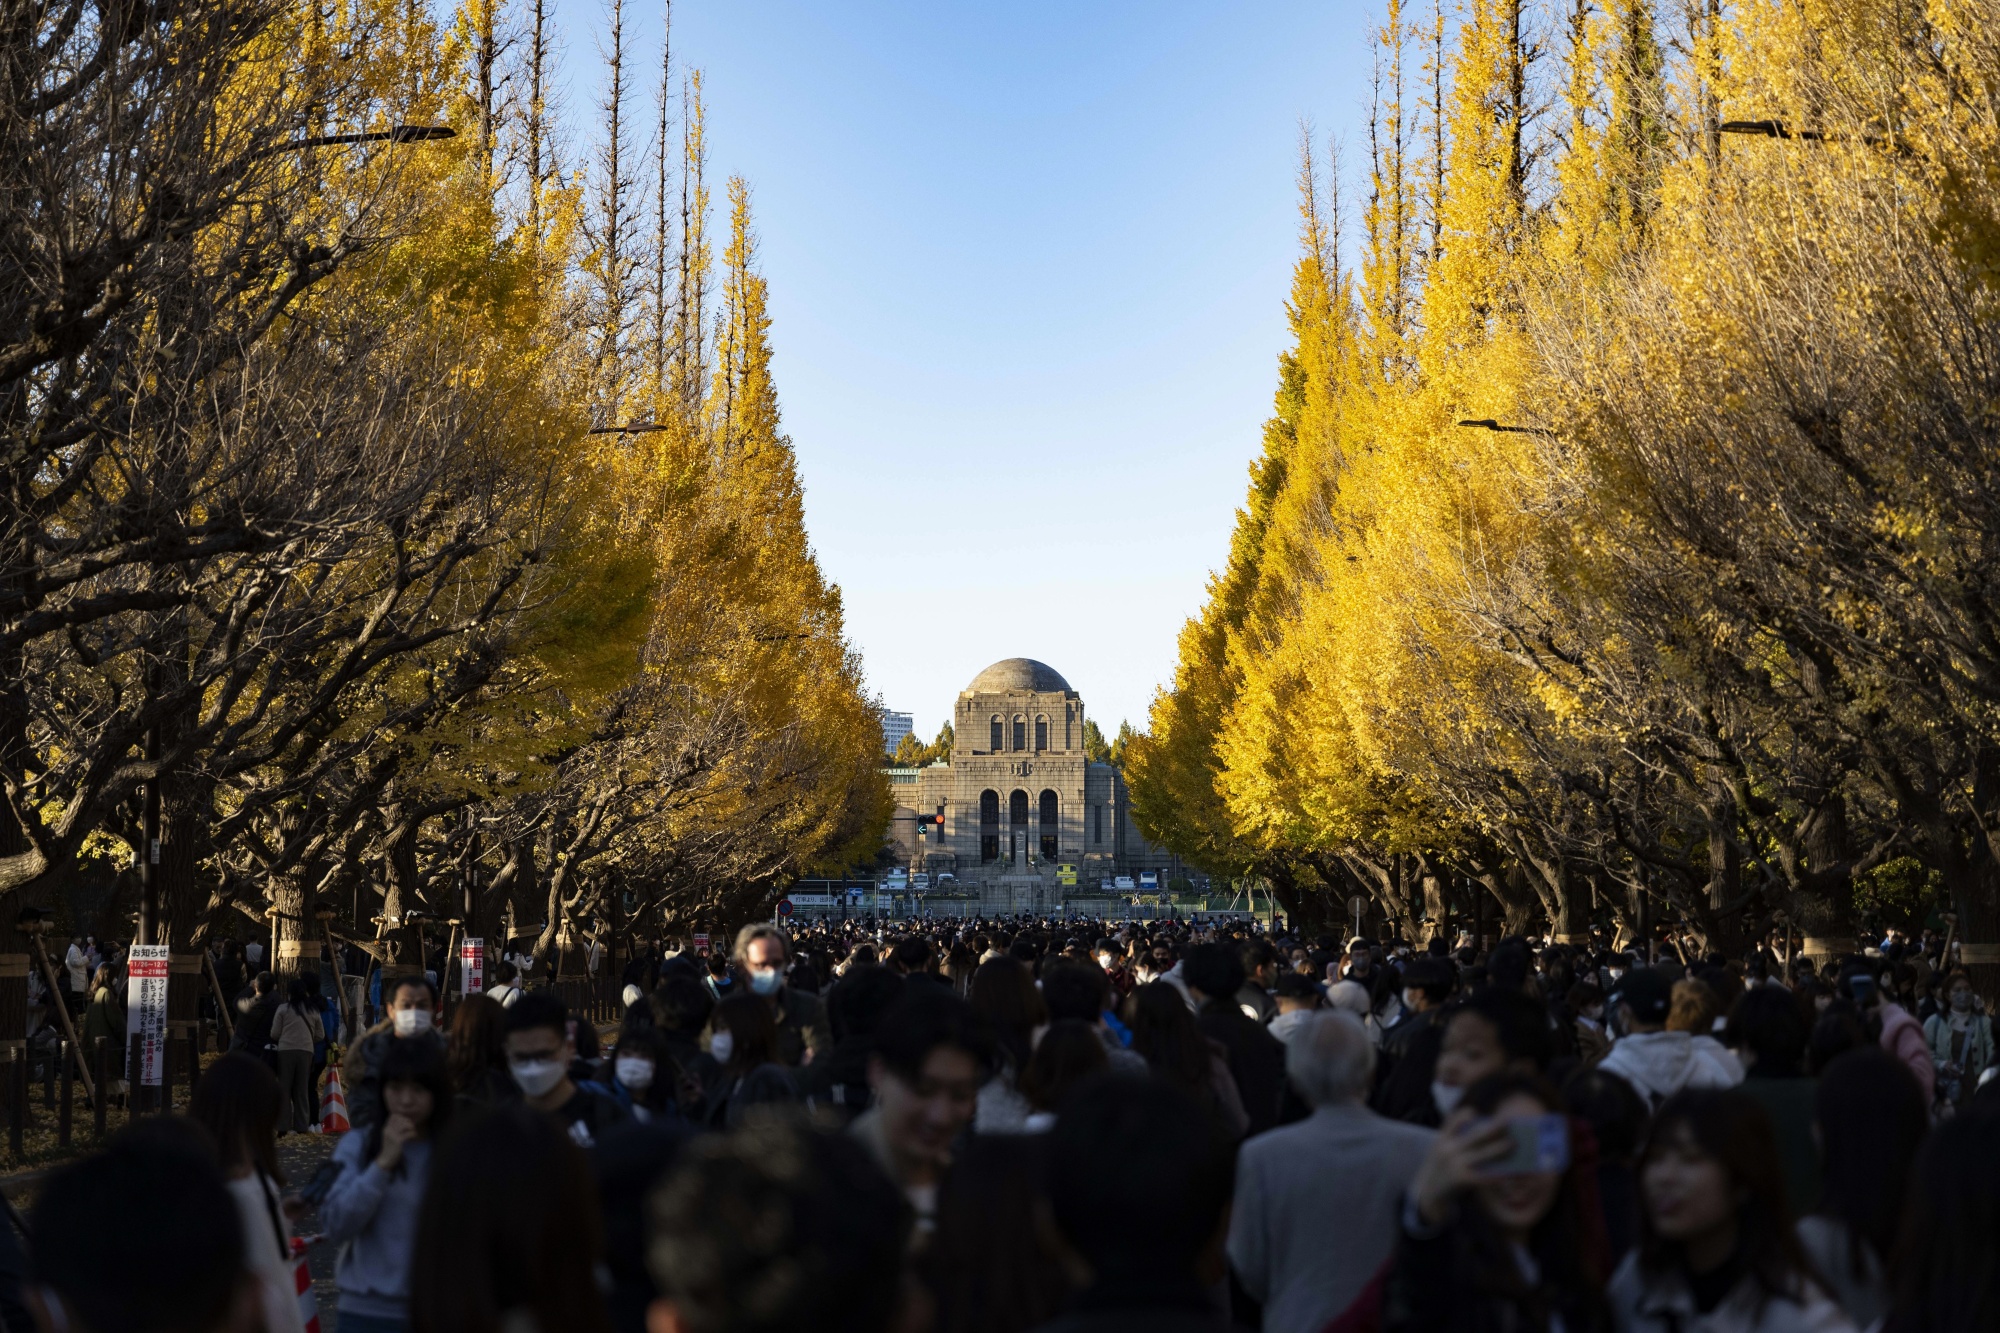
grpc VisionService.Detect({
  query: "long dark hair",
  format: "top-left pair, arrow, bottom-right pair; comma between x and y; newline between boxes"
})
713,993 -> 778,1075
1814,1048 -> 1926,1279
969,957 -> 1046,1076
365,1039 -> 455,1176
409,1104 -> 609,1333
925,1134 -> 1074,1333
447,993 -> 509,1092
1446,1072 -> 1609,1332
1122,982 -> 1212,1094
1639,1088 -> 1811,1304
1020,1020 -> 1109,1114
187,1053 -> 285,1184
1887,1110 -> 2000,1333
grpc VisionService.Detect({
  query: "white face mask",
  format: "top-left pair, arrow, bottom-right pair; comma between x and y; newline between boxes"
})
615,1057 -> 656,1090
392,1008 -> 433,1037
748,967 -> 782,997
709,1031 -> 735,1064
1431,1079 -> 1466,1117
1951,989 -> 1973,1012
1401,989 -> 1420,1012
509,1057 -> 564,1098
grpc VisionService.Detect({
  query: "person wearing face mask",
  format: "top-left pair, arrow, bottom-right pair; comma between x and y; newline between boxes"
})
343,976 -> 446,1130
1571,980 -> 1613,1064
503,991 -> 629,1146
1267,971 -> 1325,1048
1370,963 -> 1467,1123
1424,989 -> 1555,1123
1093,937 -> 1134,998
731,924 -> 830,1067
1609,1089 -> 1852,1333
601,1026 -> 676,1123
1920,968 -> 1992,1113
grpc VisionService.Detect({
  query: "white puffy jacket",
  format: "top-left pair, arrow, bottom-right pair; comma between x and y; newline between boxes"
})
1598,1029 -> 1744,1106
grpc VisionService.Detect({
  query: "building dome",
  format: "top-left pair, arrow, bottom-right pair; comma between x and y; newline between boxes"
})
964,658 -> 1072,694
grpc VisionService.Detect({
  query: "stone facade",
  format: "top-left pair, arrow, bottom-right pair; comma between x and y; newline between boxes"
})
884,659 -> 1184,911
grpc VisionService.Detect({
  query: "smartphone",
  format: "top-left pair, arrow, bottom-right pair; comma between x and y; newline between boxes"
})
1477,1114 -> 1571,1176
1848,974 -> 1877,1004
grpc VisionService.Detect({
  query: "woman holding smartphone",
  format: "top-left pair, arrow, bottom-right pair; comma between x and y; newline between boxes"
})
1610,1088 -> 1852,1333
1386,1072 -> 1609,1333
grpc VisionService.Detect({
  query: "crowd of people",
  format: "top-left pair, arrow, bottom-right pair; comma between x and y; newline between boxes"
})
19,914 -> 2000,1333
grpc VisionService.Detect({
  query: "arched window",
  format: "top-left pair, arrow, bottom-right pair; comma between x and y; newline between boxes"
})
1035,716 -> 1048,751
1012,716 -> 1026,751
990,716 -> 1003,752
1039,789 -> 1059,860
979,790 -> 1000,863
1009,788 -> 1030,863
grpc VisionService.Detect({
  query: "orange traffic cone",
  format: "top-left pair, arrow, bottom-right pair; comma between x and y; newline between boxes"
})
317,1062 -> 350,1135
291,1236 -> 321,1333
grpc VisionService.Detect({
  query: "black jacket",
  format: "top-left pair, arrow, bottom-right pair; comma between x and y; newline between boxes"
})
1031,1278 -> 1231,1333
1374,1013 -> 1445,1126
1235,982 -> 1277,1025
1384,1207 -> 1608,1333
795,1032 -> 874,1122
1197,1000 -> 1289,1136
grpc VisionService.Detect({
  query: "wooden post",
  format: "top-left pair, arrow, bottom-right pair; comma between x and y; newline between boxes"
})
58,1040 -> 72,1147
160,1032 -> 176,1113
321,914 -> 354,1043
203,950 -> 235,1043
187,1029 -> 201,1097
25,937 -> 92,1105
440,920 -> 462,1024
127,1032 -> 145,1119
10,1052 -> 24,1162
92,1038 -> 107,1137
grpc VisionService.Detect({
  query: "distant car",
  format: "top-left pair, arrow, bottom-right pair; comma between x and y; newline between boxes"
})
1114,875 -> 1135,890
1139,871 -> 1158,889
936,871 -> 956,883
912,873 -> 931,890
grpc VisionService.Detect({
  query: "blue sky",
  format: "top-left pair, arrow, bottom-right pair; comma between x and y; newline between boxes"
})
550,0 -> 1376,738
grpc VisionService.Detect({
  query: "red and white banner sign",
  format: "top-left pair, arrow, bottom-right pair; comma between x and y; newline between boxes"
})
460,937 -> 485,997
125,945 -> 170,1086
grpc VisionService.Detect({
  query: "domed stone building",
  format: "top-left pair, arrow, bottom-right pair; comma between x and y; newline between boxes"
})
885,658 -> 1180,911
